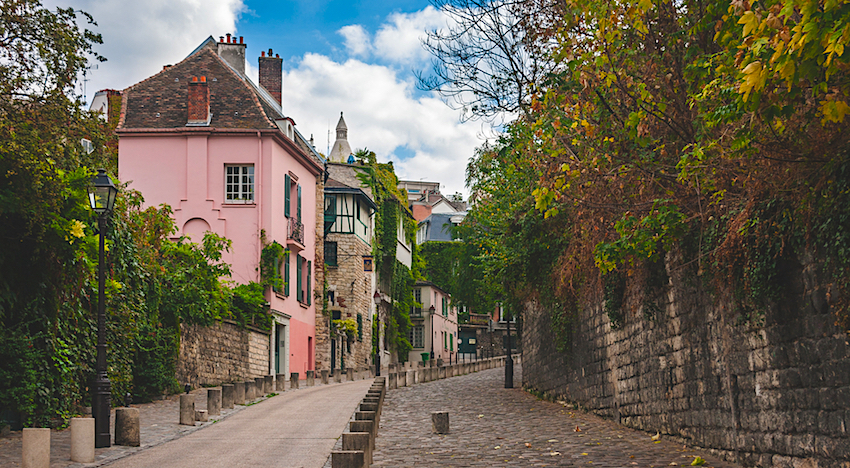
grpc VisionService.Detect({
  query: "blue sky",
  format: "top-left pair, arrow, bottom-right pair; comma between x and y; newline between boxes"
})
46,0 -> 487,198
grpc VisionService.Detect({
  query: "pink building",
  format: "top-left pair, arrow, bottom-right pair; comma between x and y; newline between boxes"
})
117,35 -> 324,380
408,281 -> 458,364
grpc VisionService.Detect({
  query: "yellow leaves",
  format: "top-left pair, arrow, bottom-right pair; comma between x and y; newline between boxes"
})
819,97 -> 850,124
739,60 -> 767,101
691,456 -> 707,466
738,11 -> 759,38
69,220 -> 85,239
637,0 -> 652,11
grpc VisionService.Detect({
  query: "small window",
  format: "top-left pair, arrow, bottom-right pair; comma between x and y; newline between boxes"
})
409,325 -> 424,348
225,165 -> 254,203
324,242 -> 338,267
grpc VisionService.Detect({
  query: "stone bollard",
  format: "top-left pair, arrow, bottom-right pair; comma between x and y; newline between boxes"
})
347,367 -> 355,381
22,428 -> 49,468
194,409 -> 208,422
439,367 -> 446,379
179,394 -> 195,426
398,371 -> 406,387
264,375 -> 273,394
290,373 -> 300,389
245,380 -> 255,400
388,372 -> 397,389
321,369 -> 330,384
276,374 -> 287,391
331,450 -> 365,468
221,384 -> 235,409
115,407 -> 140,446
334,371 -> 342,383
207,388 -> 222,416
255,377 -> 266,396
306,370 -> 315,387
350,420 -> 375,449
432,411 -> 449,434
234,382 -> 246,405
343,432 -> 372,464
70,417 -> 94,463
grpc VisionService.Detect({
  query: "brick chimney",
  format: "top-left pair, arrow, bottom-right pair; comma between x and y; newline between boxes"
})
187,76 -> 210,126
216,34 -> 247,75
259,48 -> 283,105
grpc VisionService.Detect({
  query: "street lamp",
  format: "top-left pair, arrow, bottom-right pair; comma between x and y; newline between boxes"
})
429,305 -> 436,361
88,168 -> 118,448
373,291 -> 381,376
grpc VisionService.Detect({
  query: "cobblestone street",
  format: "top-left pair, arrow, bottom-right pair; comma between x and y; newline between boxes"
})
373,364 -> 743,468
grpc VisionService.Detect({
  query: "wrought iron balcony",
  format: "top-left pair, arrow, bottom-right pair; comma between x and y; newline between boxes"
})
288,217 -> 304,245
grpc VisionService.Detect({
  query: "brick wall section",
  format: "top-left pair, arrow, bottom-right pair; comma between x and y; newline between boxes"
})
186,78 -> 209,122
176,320 -> 271,388
258,54 -> 282,105
521,253 -> 850,468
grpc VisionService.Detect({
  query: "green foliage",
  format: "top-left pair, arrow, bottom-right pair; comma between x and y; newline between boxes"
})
231,283 -> 272,331
333,318 -> 358,340
259,234 -> 286,291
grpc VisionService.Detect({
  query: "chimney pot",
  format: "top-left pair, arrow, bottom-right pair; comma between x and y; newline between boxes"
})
200,76 -> 206,82
240,36 -> 244,44
226,33 -> 231,43
192,76 -> 198,82
275,54 -> 279,58
219,36 -> 224,42
268,48 -> 273,56
261,51 -> 265,57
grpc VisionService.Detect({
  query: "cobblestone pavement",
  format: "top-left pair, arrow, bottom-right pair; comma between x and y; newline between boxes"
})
373,364 -> 744,468
0,377 -> 339,467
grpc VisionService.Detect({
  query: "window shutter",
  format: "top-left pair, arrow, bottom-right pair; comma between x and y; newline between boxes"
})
307,260 -> 312,305
357,314 -> 362,341
296,255 -> 303,302
297,184 -> 302,221
284,174 -> 291,218
283,251 -> 290,296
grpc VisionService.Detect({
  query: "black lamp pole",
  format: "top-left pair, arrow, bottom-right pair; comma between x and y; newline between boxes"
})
373,291 -> 381,376
429,305 -> 435,361
89,169 -> 118,448
505,311 -> 514,389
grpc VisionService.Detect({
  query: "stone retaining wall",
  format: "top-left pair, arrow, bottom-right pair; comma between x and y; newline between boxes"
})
176,320 -> 270,388
521,253 -> 849,468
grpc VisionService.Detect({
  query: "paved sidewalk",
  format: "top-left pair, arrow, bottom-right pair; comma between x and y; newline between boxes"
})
0,376 -> 360,467
373,364 -> 743,468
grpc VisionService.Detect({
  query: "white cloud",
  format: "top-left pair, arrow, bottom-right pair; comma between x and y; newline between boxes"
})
373,6 -> 445,64
338,25 -> 371,58
283,54 -> 482,198
43,0 -> 245,104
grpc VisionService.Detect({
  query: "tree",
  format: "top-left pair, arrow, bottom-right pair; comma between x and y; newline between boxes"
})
418,0 -> 559,121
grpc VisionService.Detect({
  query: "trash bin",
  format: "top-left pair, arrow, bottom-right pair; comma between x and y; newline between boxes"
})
421,352 -> 430,362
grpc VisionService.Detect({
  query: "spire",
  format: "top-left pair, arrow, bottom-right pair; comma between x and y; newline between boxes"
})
328,111 -> 353,163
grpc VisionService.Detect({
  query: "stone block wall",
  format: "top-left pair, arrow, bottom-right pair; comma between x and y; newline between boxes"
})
324,231 -> 373,371
521,253 -> 849,468
176,320 -> 270,388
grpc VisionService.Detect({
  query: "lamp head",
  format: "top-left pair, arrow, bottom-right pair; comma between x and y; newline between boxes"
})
89,168 -> 118,215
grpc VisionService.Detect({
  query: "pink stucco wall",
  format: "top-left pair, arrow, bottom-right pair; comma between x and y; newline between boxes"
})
119,131 -> 318,377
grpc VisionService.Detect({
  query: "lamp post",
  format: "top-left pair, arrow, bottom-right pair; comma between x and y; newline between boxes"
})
505,310 -> 514,389
88,168 -> 118,448
373,291 -> 381,376
429,305 -> 436,361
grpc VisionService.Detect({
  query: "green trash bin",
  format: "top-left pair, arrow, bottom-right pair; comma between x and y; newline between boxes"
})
421,352 -> 430,362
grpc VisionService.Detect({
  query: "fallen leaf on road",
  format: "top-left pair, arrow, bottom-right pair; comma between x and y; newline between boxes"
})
670,463 -> 678,466
550,452 -> 561,456
478,414 -> 484,418
652,432 -> 661,441
575,426 -> 582,432
494,446 -> 501,449
525,443 -> 532,448
548,439 -> 558,443
691,456 -> 706,466
581,453 -> 588,456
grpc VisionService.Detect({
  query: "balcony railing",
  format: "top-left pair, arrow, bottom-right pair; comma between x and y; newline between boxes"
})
410,307 -> 423,318
288,218 -> 304,245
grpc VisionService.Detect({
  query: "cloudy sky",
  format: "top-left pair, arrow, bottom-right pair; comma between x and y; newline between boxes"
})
48,0 -> 493,198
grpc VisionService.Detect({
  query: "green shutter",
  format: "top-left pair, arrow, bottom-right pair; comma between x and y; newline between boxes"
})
283,251 -> 290,296
297,184 -> 302,221
296,255 -> 303,302
284,174 -> 291,218
307,260 -> 312,305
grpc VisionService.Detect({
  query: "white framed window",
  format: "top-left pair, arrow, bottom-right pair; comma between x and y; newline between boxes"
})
409,325 -> 424,349
225,165 -> 254,204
